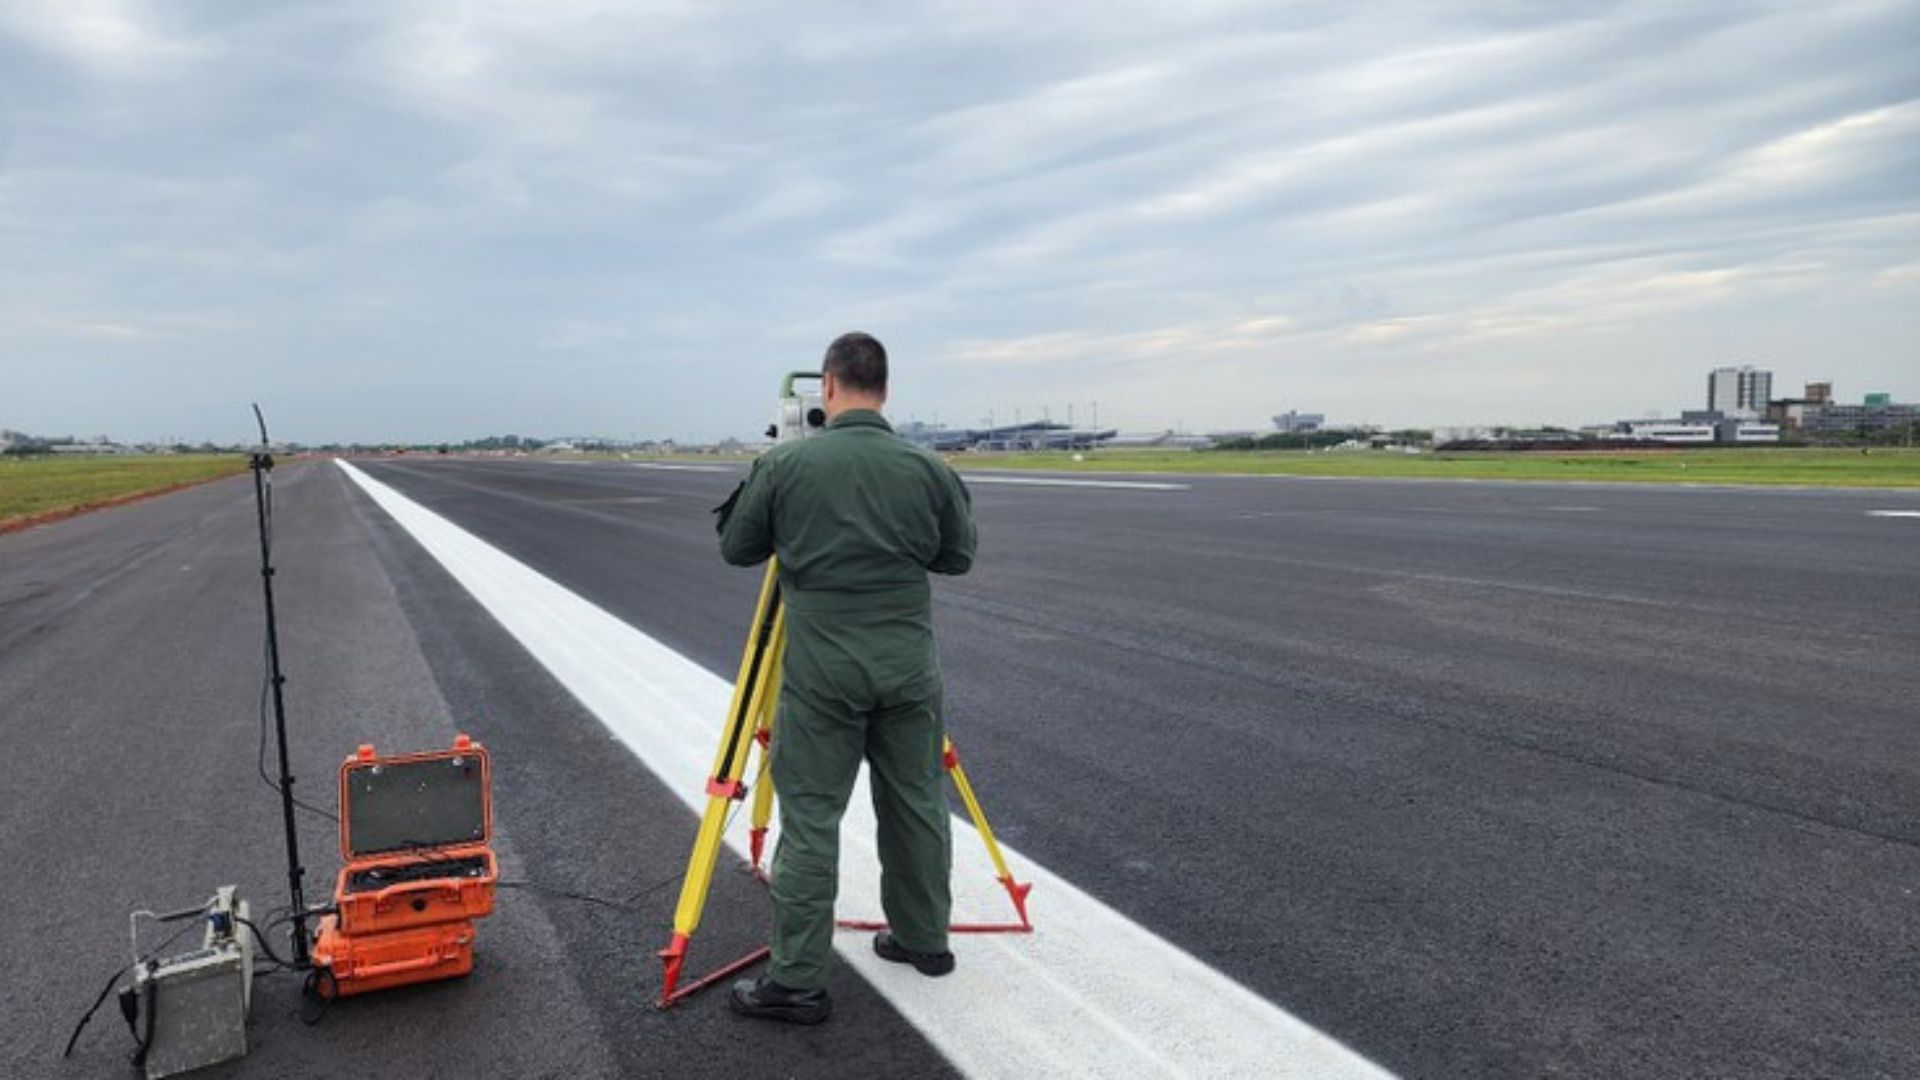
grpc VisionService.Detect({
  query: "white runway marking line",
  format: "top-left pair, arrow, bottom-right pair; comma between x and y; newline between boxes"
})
630,462 -> 740,473
1867,510 -> 1920,519
961,474 -> 1189,491
336,460 -> 1388,1080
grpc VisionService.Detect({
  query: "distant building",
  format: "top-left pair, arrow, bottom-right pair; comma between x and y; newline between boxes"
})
1724,421 -> 1782,443
897,420 -> 1115,452
1613,413 -> 1777,444
1797,401 -> 1920,436
1272,411 -> 1325,433
1708,365 -> 1772,417
1766,383 -> 1916,436
1102,430 -> 1215,449
1768,400 -> 1812,428
1613,420 -> 1717,444
1688,408 -> 1781,443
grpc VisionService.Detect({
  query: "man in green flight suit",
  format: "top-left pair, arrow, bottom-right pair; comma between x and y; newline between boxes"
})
720,331 -> 978,1025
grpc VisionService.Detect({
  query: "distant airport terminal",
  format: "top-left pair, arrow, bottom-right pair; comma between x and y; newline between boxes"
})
886,366 -> 1914,455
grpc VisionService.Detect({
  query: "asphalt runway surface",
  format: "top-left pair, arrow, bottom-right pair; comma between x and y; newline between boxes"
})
4,456 -> 1917,1078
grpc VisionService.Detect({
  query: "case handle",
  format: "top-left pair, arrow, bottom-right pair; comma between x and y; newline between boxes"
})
372,880 -> 466,911
343,948 -> 456,979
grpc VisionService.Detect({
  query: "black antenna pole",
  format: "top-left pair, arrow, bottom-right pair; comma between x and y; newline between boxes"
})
250,403 -> 311,967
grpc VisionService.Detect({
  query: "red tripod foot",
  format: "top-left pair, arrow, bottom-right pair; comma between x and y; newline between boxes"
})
656,932 -> 689,1008
999,875 -> 1034,930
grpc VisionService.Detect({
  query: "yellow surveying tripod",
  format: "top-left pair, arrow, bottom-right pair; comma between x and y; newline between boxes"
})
655,556 -> 1033,1008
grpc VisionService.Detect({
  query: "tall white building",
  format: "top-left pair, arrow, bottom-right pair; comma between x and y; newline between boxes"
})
1708,366 -> 1772,417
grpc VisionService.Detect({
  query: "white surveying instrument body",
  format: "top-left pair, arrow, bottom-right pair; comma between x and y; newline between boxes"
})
772,371 -> 825,443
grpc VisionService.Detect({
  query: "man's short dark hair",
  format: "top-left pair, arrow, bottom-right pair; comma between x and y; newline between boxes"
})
823,332 -> 888,395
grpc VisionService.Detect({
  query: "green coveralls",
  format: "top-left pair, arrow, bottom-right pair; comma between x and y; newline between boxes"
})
717,408 -> 978,990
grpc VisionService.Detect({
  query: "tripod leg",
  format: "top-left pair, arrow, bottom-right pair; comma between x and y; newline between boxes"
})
748,649 -> 781,876
944,739 -> 1034,930
832,736 -> 1035,935
658,562 -> 785,1005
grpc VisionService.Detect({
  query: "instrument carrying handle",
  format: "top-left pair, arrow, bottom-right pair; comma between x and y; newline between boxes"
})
345,951 -> 451,979
372,879 -> 466,910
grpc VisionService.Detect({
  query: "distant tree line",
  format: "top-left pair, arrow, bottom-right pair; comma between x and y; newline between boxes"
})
462,434 -> 549,451
1,431 -> 61,455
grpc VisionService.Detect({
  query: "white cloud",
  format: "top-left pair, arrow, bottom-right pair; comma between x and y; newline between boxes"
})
0,0 -> 192,74
0,0 -> 1914,441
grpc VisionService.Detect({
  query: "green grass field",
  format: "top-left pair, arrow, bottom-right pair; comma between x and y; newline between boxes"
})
0,454 -> 253,526
953,447 -> 1920,487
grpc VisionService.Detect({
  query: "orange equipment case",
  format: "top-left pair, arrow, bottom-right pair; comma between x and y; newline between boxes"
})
313,734 -> 496,997
311,915 -> 475,998
332,734 -> 497,936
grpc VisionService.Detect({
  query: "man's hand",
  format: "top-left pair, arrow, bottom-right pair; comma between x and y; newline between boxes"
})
719,460 -> 777,566
713,481 -> 745,534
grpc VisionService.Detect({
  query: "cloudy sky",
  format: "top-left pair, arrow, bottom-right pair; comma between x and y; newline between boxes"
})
1,1 -> 1915,444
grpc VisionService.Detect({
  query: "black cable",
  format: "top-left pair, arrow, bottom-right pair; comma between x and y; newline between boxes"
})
62,966 -> 129,1058
66,801 -> 759,1050
503,760 -> 767,915
498,878 -> 661,914
146,914 -> 206,954
67,902 -> 321,1059
253,889 -> 339,1027
255,634 -> 336,823
234,914 -> 301,972
249,451 -> 335,826
129,964 -> 158,1068
266,904 -> 335,928
248,900 -> 340,1026
299,968 -> 337,1026
62,916 -> 202,1059
357,832 -> 695,914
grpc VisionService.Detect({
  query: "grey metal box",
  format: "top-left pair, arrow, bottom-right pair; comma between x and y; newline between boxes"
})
132,893 -> 252,1079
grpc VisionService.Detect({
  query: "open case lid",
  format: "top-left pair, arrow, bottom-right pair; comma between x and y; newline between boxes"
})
338,734 -> 491,860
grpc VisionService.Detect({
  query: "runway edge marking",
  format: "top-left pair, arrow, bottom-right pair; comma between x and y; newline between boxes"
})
336,459 -> 1391,1080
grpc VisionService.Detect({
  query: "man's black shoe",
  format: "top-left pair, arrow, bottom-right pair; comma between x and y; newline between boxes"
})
872,932 -> 956,977
729,976 -> 831,1025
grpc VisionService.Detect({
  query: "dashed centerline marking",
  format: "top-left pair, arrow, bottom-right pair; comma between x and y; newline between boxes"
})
1867,510 -> 1920,519
630,462 -> 740,473
337,459 -> 1385,1080
961,475 -> 1189,491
